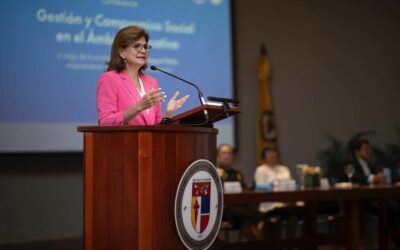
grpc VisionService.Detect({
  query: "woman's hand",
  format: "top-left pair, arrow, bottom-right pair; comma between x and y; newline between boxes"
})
164,91 -> 189,118
137,89 -> 166,112
123,89 -> 165,124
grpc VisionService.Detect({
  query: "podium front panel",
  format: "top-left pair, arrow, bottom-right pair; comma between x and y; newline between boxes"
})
79,125 -> 217,250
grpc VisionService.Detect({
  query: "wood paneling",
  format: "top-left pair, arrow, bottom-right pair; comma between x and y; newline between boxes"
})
83,133 -> 93,250
79,126 -> 217,250
123,133 -> 139,250
224,186 -> 400,250
92,133 -> 109,250
224,185 -> 400,204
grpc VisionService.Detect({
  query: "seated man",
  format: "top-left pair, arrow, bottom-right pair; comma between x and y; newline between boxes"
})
350,139 -> 400,246
216,144 -> 257,238
350,138 -> 385,185
216,143 -> 246,189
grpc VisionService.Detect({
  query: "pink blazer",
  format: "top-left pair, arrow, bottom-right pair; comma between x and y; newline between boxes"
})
96,70 -> 162,125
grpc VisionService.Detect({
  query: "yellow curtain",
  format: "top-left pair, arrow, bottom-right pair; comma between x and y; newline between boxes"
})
256,45 -> 277,166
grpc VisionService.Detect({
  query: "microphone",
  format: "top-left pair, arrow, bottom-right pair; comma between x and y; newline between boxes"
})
150,65 -> 209,125
207,96 -> 239,105
150,65 -> 207,106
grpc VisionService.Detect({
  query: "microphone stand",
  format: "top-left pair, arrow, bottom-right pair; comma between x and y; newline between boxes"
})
150,65 -> 209,125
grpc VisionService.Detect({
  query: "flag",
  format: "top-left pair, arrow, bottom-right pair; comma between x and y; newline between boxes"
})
256,44 -> 277,165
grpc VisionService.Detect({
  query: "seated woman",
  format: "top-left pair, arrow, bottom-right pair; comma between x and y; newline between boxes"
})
97,25 -> 189,125
254,147 -> 291,213
254,147 -> 302,238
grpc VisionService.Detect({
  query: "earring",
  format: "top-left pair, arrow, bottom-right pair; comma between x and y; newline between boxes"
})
123,58 -> 127,63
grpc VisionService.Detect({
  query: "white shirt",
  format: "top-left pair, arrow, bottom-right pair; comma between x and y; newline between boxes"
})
255,164 -> 291,186
137,77 -> 145,97
137,77 -> 149,114
357,158 -> 374,184
254,164 -> 292,213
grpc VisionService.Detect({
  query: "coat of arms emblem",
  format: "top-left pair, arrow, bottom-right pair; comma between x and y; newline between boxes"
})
191,180 -> 211,233
174,159 -> 223,250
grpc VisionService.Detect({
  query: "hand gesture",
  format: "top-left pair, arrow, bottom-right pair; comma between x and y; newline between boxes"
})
137,89 -> 166,111
166,91 -> 189,114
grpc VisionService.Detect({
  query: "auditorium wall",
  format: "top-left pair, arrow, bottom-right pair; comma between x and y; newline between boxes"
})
1,0 -> 400,245
233,0 -> 400,183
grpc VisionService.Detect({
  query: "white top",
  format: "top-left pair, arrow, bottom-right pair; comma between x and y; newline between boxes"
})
254,164 -> 292,213
137,77 -> 149,114
255,164 -> 291,185
138,77 -> 145,97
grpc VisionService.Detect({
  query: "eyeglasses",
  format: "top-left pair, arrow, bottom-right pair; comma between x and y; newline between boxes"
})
132,43 -> 152,52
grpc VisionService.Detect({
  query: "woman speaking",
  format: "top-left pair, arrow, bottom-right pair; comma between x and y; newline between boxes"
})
96,25 -> 189,125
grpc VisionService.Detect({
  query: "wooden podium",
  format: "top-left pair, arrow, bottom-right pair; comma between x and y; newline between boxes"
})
78,105 -> 240,250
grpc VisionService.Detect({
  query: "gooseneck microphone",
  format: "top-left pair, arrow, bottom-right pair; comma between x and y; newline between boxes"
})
150,65 -> 209,124
150,65 -> 207,106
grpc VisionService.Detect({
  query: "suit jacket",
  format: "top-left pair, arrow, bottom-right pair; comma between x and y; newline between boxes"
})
96,70 -> 162,125
350,158 -> 378,185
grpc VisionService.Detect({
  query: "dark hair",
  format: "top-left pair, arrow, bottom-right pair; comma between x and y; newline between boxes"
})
261,147 -> 277,158
353,138 -> 370,152
106,25 -> 149,72
217,143 -> 236,154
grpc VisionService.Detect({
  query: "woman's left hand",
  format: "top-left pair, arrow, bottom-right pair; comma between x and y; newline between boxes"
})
166,91 -> 189,115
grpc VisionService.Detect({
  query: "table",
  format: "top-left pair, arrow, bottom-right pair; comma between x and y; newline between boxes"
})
221,184 -> 400,250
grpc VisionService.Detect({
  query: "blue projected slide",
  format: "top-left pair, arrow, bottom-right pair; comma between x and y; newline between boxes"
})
0,0 -> 233,152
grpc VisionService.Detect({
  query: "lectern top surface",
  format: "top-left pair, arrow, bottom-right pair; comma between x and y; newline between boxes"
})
77,124 -> 218,133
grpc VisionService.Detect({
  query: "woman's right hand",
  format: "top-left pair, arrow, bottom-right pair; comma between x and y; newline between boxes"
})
123,89 -> 166,124
137,89 -> 166,111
